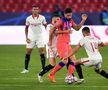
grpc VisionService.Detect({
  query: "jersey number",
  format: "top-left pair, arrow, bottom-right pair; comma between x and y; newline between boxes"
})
90,42 -> 97,52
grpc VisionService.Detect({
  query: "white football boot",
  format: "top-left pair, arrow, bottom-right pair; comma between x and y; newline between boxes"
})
21,69 -> 29,74
37,74 -> 43,83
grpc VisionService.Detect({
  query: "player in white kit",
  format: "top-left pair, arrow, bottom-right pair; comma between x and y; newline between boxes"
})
63,27 -> 108,79
21,5 -> 47,73
37,15 -> 60,83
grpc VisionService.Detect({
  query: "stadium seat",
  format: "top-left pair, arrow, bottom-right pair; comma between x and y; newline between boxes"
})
0,0 -> 108,12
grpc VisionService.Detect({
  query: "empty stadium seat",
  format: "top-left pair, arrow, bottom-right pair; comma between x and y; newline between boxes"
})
0,0 -> 108,12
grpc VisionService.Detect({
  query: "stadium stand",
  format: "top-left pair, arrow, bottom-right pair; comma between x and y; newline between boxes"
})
0,0 -> 108,25
0,0 -> 108,12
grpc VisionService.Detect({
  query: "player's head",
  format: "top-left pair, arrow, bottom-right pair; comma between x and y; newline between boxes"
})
51,14 -> 61,24
82,27 -> 90,36
32,5 -> 40,15
64,8 -> 72,21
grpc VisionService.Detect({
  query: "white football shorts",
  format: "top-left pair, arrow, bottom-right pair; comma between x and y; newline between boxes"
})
26,39 -> 45,48
81,57 -> 102,69
46,45 -> 58,58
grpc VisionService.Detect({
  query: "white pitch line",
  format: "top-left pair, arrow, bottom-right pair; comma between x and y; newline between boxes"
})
0,84 -> 108,88
0,68 -> 20,70
1,77 -> 64,80
3,78 -> 35,80
49,85 -> 108,88
0,84 -> 30,87
1,76 -> 102,80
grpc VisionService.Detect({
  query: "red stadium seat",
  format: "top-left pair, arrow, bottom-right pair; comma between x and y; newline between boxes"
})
0,0 -> 108,12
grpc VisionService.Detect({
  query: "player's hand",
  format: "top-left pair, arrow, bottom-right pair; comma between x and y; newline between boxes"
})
26,38 -> 31,43
66,29 -> 72,34
62,57 -> 68,61
68,29 -> 72,34
81,14 -> 87,21
55,30 -> 59,34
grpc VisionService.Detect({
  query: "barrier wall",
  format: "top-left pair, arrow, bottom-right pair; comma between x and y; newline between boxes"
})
0,26 -> 108,45
0,12 -> 102,25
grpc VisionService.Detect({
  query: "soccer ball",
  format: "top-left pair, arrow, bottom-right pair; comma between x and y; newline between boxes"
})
65,75 -> 74,84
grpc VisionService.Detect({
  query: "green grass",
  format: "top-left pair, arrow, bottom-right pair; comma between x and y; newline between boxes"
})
0,45 -> 108,90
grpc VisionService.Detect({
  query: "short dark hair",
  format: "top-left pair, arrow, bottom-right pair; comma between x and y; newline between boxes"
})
64,8 -> 72,13
82,27 -> 90,33
32,5 -> 40,8
52,14 -> 60,17
51,14 -> 60,21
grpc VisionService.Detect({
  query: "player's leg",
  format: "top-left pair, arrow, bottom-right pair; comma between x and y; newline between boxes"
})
21,41 -> 35,73
48,60 -> 66,83
75,57 -> 94,83
48,43 -> 75,82
67,46 -> 75,76
38,58 -> 55,83
37,39 -> 46,70
39,57 -> 55,76
66,58 -> 75,76
67,46 -> 84,81
48,43 -> 67,82
67,54 -> 84,81
94,60 -> 108,79
42,46 -> 56,75
38,47 -> 46,69
67,57 -> 85,83
71,53 -> 84,82
37,48 -> 56,83
48,58 -> 75,83
95,69 -> 108,79
75,64 -> 84,83
25,48 -> 33,69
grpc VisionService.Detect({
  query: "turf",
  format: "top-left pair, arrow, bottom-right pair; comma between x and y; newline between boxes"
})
0,45 -> 108,90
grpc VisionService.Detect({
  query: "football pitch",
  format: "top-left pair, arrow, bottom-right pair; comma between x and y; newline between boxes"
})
0,45 -> 108,90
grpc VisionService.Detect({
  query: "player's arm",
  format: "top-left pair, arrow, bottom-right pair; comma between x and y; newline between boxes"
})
25,25 -> 31,43
48,26 -> 56,46
49,19 -> 62,45
73,14 -> 87,31
43,23 -> 47,28
63,44 -> 81,60
43,16 -> 47,28
99,42 -> 108,46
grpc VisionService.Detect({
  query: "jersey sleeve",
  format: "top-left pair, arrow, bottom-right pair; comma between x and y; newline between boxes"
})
25,17 -> 30,26
42,16 -> 47,25
97,39 -> 104,46
95,38 -> 102,44
98,39 -> 102,44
